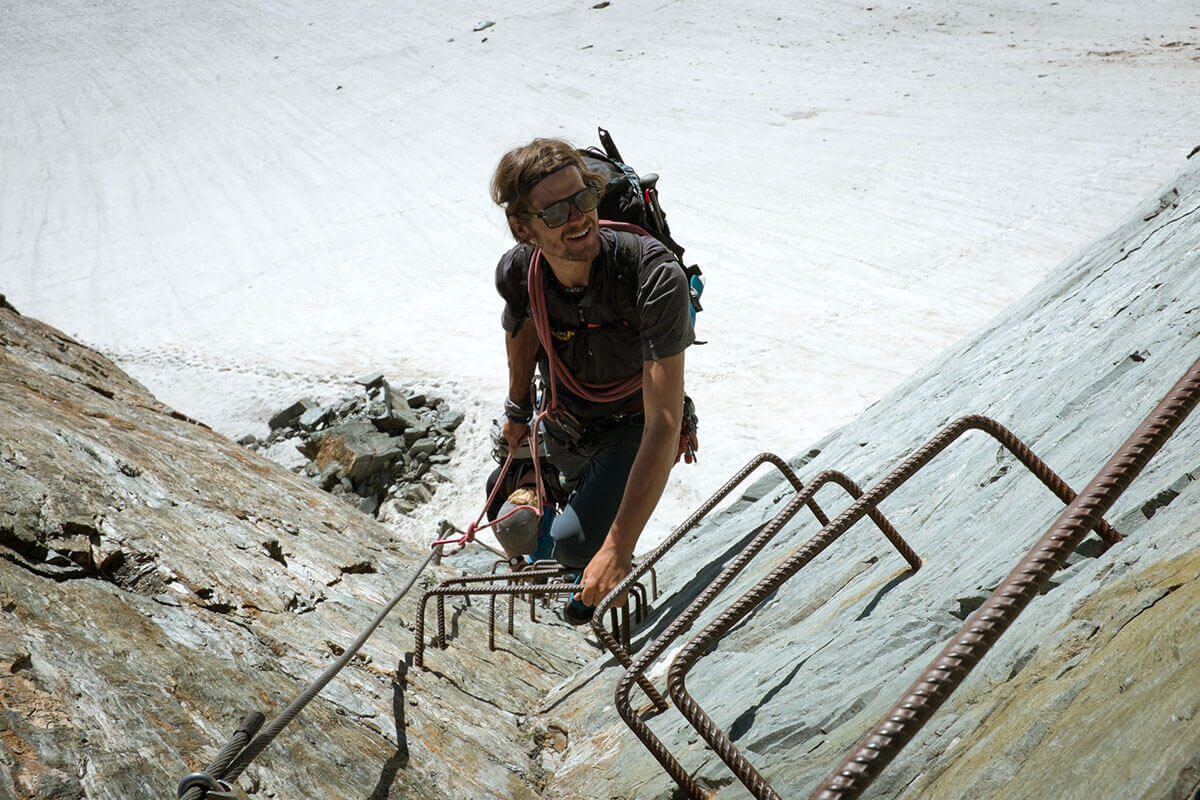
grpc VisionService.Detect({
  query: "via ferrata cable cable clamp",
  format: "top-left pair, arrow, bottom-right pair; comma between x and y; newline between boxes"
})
177,772 -> 248,800
179,410 -> 559,798
177,543 -> 443,799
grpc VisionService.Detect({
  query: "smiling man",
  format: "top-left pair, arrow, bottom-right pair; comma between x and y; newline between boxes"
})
489,137 -> 695,624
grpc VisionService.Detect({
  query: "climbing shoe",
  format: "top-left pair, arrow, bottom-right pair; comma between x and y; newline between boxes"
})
563,595 -> 595,625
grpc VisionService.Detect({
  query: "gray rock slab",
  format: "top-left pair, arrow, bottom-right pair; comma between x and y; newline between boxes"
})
439,410 -> 465,431
297,404 -> 332,430
353,371 -> 385,389
0,307 -> 591,800
268,398 -> 316,430
408,438 -> 439,458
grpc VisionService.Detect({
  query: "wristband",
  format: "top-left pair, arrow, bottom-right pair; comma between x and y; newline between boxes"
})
504,398 -> 533,425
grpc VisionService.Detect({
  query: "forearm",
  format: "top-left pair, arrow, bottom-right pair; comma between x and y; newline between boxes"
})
577,352 -> 685,607
603,352 -> 685,560
605,415 -> 681,560
505,321 -> 539,405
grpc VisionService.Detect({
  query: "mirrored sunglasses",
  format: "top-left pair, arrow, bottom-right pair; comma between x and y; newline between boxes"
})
522,185 -> 602,229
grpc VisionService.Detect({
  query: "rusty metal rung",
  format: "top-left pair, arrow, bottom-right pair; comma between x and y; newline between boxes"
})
808,361 -> 1200,800
597,454 -> 916,800
412,561 -> 654,667
629,382 -> 1197,800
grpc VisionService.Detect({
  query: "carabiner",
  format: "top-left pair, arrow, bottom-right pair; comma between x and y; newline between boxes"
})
177,772 -> 248,800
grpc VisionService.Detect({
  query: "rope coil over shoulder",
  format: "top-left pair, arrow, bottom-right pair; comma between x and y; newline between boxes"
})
527,221 -> 650,412
434,221 -> 659,556
528,220 -> 698,464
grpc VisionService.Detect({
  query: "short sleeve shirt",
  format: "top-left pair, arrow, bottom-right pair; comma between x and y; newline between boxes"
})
495,230 -> 694,416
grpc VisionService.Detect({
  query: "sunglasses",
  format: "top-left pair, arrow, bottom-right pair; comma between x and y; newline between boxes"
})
521,184 -> 602,229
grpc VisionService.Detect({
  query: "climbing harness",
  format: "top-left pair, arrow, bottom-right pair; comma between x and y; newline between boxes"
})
435,235 -> 688,560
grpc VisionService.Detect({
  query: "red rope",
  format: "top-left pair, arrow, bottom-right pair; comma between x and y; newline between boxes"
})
435,222 -> 656,556
527,222 -> 649,412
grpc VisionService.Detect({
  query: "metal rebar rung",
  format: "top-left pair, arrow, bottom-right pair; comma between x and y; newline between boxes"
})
656,404 -> 1179,800
412,564 -> 653,667
811,360 -> 1200,799
601,454 -> 913,800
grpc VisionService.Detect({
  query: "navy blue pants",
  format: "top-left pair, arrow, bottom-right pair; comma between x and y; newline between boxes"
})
542,417 -> 642,569
485,416 -> 642,568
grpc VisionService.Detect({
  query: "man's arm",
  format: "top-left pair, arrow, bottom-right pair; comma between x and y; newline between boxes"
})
503,320 -> 540,449
579,351 -> 685,607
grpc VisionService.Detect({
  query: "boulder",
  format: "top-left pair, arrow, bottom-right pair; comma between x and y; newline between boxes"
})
353,371 -> 385,390
267,398 -> 316,430
314,425 -> 404,482
297,404 -> 332,430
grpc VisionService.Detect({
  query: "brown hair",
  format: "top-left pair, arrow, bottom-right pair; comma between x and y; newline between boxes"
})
491,138 -> 605,240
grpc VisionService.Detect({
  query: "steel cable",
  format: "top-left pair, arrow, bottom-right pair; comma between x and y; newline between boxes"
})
210,545 -> 441,786
177,713 -> 264,800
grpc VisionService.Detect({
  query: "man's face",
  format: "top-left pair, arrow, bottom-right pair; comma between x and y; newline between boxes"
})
514,166 -> 601,265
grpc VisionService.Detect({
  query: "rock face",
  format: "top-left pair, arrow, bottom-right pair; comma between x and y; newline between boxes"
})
4,157 -> 1200,800
0,301 -> 590,800
537,159 -> 1200,798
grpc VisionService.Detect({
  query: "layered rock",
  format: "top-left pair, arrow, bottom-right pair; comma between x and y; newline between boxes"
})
0,300 -> 590,800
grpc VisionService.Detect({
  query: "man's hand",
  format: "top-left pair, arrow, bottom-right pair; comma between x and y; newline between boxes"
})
578,541 -> 632,608
502,418 -> 530,453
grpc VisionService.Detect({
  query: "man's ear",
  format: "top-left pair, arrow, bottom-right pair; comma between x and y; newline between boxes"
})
508,214 -> 531,244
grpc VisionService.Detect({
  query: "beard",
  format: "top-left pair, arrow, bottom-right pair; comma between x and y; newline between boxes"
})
536,217 -> 601,266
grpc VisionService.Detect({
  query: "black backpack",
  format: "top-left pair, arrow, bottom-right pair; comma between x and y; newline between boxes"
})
579,128 -> 704,321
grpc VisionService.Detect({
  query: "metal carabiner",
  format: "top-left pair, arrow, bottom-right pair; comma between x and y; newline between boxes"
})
177,772 -> 249,800
207,781 -> 248,800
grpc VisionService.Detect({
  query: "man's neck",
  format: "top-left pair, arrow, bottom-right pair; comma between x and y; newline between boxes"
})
543,253 -> 593,289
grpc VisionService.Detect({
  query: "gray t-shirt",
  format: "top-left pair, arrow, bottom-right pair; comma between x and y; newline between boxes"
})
496,230 -> 694,416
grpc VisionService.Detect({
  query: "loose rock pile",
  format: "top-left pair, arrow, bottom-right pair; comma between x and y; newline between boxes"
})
241,372 -> 463,517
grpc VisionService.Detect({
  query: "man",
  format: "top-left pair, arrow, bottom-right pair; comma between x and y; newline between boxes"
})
489,137 -> 695,623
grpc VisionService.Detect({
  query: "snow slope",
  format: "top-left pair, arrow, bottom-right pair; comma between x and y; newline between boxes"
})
3,0 -> 1198,548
